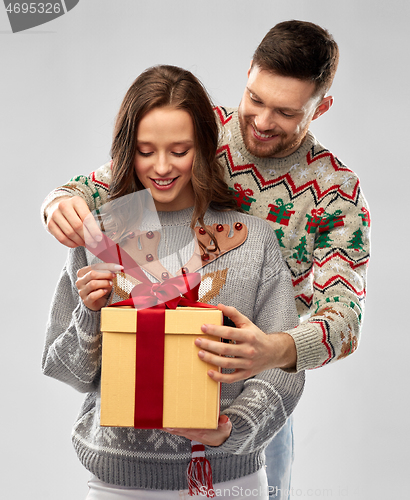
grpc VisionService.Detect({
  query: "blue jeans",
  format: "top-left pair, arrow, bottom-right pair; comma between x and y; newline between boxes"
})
265,415 -> 294,499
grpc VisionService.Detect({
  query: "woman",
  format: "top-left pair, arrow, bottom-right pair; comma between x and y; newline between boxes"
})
42,65 -> 304,499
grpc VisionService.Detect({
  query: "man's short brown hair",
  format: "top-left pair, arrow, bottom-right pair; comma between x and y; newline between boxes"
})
252,20 -> 339,97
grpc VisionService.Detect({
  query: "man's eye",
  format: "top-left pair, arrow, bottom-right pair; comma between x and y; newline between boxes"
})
172,150 -> 189,157
250,95 -> 262,105
280,111 -> 295,118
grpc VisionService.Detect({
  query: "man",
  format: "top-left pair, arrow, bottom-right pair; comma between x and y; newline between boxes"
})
41,21 -> 370,498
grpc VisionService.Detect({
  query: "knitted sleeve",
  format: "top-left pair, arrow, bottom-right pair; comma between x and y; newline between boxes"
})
286,180 -> 370,372
40,162 -> 112,226
217,229 -> 305,454
42,247 -> 102,393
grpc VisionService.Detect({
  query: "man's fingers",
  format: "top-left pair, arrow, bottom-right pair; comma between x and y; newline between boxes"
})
197,347 -> 253,371
207,369 -> 250,384
196,337 -> 253,359
217,304 -> 250,328
200,323 -> 251,343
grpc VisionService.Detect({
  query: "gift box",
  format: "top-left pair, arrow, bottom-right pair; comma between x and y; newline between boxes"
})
100,305 -> 222,429
266,199 -> 295,226
229,183 -> 256,212
318,210 -> 345,233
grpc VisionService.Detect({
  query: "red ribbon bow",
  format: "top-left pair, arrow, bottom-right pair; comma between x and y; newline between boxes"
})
113,272 -> 202,310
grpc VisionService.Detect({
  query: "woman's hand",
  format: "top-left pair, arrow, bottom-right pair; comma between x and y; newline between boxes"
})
195,304 -> 297,382
46,196 -> 102,248
164,414 -> 232,447
76,263 -> 123,311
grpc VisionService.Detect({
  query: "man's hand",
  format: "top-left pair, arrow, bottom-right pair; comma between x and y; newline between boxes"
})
76,263 -> 123,311
196,304 -> 297,383
46,196 -> 102,248
164,414 -> 232,447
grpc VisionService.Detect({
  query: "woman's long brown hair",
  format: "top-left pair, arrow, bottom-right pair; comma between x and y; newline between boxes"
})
109,65 -> 238,251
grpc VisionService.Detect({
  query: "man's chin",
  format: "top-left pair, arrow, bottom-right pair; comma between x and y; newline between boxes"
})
244,137 -> 284,158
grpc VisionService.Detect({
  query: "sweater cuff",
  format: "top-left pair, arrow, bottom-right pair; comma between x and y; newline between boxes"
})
284,322 -> 323,372
73,301 -> 101,342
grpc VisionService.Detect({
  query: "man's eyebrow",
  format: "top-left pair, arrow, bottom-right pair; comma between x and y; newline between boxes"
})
247,86 -> 262,101
247,86 -> 302,113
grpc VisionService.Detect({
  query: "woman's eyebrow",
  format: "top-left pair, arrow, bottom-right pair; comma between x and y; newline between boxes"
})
137,140 -> 194,146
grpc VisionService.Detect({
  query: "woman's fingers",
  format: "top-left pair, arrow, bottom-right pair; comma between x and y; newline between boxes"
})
75,264 -> 124,311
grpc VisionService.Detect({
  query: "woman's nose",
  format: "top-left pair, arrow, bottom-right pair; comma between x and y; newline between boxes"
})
154,154 -> 173,176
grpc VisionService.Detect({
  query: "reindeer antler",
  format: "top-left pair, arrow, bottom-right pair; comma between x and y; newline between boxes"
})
178,222 -> 248,274
120,230 -> 172,282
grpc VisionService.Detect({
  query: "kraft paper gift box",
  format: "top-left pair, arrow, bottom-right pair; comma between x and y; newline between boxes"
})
100,306 -> 222,429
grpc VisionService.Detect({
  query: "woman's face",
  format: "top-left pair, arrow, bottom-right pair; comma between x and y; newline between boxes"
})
134,106 -> 196,211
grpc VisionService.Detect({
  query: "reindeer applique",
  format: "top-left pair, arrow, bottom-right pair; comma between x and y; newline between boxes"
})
110,222 -> 248,304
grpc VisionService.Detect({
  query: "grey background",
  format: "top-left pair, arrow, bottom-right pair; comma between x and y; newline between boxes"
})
1,1 -> 409,498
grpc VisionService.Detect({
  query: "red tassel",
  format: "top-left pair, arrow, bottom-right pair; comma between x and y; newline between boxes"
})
187,442 -> 215,497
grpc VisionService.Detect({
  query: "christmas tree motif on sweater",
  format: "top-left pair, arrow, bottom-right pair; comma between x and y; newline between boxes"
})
229,183 -> 256,212
292,235 -> 310,263
315,231 -> 333,249
275,227 -> 286,248
358,206 -> 371,227
266,199 -> 295,226
347,229 -> 365,252
305,208 -> 325,234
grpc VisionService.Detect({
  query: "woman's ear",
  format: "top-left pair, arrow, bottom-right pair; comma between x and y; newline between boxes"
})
312,96 -> 334,121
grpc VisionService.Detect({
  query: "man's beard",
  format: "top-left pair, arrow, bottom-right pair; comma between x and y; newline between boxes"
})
238,112 -> 308,159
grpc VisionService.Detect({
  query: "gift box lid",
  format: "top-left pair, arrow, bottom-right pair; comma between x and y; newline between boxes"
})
101,306 -> 223,335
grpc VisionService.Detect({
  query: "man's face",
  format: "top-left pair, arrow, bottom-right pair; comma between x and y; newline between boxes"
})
238,65 -> 328,158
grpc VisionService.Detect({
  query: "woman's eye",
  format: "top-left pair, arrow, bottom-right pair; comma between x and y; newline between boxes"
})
172,150 -> 189,157
137,150 -> 153,157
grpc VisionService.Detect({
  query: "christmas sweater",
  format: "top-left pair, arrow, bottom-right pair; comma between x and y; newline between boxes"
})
42,207 -> 304,490
41,107 -> 371,372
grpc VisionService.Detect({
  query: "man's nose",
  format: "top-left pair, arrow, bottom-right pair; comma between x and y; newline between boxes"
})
254,110 -> 275,132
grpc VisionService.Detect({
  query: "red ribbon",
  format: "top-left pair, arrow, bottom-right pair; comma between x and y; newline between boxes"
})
87,232 -> 214,428
86,232 -> 151,285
